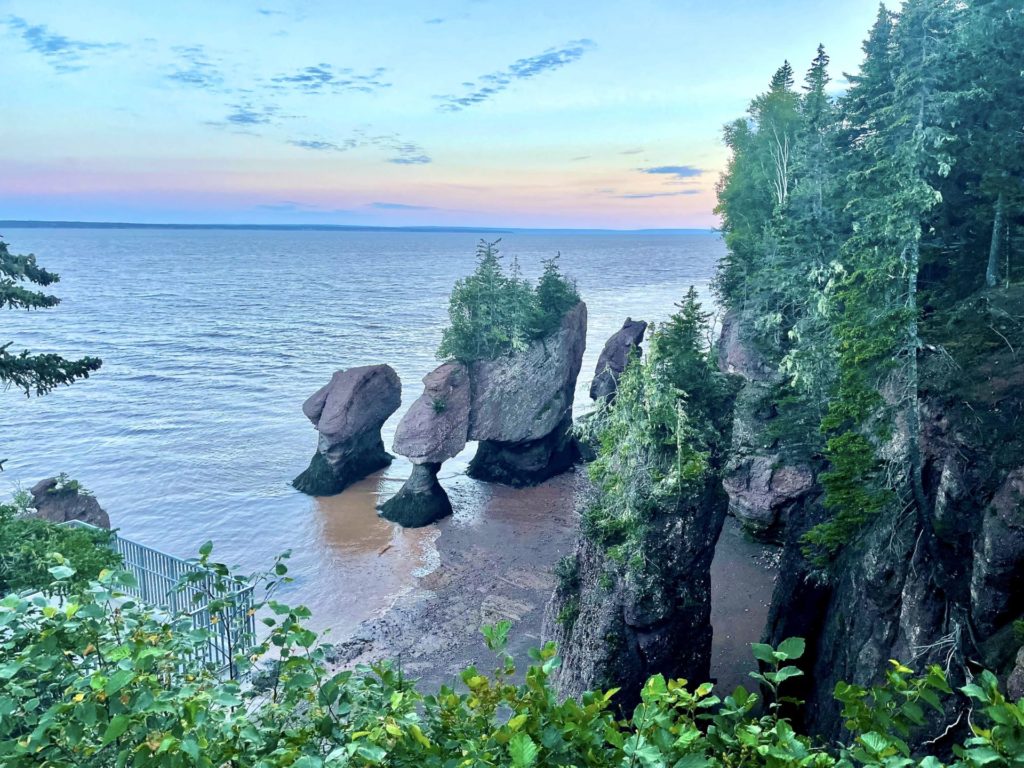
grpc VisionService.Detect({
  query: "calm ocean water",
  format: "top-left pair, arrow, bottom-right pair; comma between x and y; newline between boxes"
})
1,228 -> 724,633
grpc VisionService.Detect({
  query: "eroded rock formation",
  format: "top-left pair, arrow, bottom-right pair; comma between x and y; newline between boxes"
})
293,365 -> 401,496
467,301 -> 587,485
30,477 -> 110,529
382,302 -> 587,524
717,311 -> 819,541
544,475 -> 728,711
380,362 -> 469,527
590,318 -> 647,401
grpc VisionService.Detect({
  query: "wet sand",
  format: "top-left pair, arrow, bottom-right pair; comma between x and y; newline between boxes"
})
327,469 -> 780,694
331,471 -> 581,689
710,516 -> 780,692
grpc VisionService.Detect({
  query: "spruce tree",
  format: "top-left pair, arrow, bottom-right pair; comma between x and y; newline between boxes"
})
1,240 -> 102,397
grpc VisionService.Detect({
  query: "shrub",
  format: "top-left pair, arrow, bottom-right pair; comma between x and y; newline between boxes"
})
1,553 -> 1021,768
0,503 -> 120,595
437,240 -> 579,362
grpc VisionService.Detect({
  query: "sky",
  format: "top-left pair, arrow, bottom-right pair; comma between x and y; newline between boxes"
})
1,0 -> 884,229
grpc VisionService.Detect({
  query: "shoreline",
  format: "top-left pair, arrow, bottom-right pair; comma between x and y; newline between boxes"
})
327,469 -> 779,693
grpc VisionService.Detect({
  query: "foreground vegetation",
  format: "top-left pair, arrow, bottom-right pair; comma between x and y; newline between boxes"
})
1,549 -> 1022,767
437,240 -> 579,362
0,497 -> 119,596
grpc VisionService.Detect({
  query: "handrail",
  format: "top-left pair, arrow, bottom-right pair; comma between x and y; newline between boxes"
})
60,520 -> 256,678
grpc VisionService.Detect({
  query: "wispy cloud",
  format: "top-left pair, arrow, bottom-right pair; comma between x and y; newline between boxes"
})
639,165 -> 704,180
225,102 -> 280,125
621,148 -> 645,156
5,15 -> 126,72
256,201 -> 354,216
288,131 -> 432,165
369,202 -> 435,210
618,190 -> 701,199
288,138 -> 355,151
388,142 -> 432,165
435,39 -> 595,112
424,17 -> 446,24
167,45 -> 225,89
270,63 -> 391,94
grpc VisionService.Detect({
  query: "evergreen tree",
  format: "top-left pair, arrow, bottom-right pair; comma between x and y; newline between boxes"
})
713,0 -> 1017,561
1,240 -> 101,397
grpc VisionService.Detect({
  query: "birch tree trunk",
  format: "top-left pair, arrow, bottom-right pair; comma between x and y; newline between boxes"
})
986,192 -> 1005,288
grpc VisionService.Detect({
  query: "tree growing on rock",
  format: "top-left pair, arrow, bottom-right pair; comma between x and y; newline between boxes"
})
438,240 -> 579,362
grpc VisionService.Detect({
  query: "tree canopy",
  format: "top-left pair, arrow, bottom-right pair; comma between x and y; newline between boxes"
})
713,0 -> 1024,561
437,240 -> 580,362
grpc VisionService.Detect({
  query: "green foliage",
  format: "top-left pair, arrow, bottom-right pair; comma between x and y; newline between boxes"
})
2,560 -> 1017,768
578,288 -> 733,554
0,239 -> 102,398
715,0 -> 1023,563
834,660 -> 953,760
0,503 -> 120,595
437,240 -> 579,362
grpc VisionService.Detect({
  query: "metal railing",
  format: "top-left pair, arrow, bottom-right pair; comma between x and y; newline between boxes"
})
62,521 -> 257,677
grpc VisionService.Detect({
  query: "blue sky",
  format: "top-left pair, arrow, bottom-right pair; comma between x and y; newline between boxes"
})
1,0 -> 884,229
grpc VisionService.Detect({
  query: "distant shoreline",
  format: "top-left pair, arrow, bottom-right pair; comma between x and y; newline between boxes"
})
0,220 -> 717,236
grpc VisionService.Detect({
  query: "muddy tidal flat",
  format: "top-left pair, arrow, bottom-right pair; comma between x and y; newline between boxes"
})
330,469 -> 779,693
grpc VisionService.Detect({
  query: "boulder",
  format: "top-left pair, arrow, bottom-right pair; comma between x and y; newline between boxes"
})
379,463 -> 452,528
293,365 -> 401,496
30,477 -> 110,529
467,301 -> 587,485
1009,647 -> 1024,700
722,455 -> 816,540
392,363 -> 470,465
590,318 -> 647,400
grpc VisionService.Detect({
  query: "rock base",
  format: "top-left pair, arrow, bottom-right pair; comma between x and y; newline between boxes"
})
30,478 -> 110,529
467,417 -> 579,487
379,463 -> 452,528
293,437 -> 392,496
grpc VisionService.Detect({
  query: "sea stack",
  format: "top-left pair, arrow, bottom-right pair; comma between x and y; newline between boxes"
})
380,362 -> 470,527
590,317 -> 647,401
466,300 -> 587,486
293,365 -> 401,496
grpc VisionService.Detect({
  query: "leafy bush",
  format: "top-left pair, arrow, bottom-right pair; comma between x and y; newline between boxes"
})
437,240 -> 579,362
0,503 -> 120,595
1,552 -> 1022,767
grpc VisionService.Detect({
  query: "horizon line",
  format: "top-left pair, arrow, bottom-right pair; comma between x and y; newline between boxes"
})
0,219 -> 719,236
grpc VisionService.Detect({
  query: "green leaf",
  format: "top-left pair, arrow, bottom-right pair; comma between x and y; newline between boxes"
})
767,666 -> 804,685
859,731 -> 891,754
509,732 -> 539,767
776,637 -> 806,661
48,565 -> 75,580
751,643 -> 777,664
674,753 -> 711,768
103,669 -> 134,695
101,715 -> 130,745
